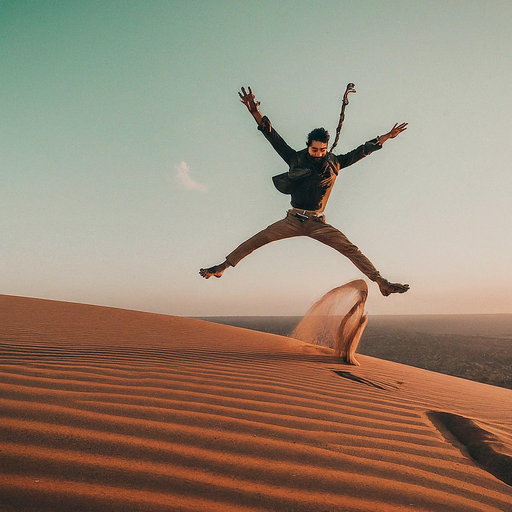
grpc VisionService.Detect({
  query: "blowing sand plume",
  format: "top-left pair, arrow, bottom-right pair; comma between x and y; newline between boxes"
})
292,280 -> 369,365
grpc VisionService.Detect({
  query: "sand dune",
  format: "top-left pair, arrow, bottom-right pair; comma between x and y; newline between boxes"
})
1,295 -> 511,511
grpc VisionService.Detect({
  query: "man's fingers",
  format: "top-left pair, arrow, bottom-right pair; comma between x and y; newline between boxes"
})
239,86 -> 255,103
391,123 -> 408,136
239,86 -> 253,96
239,87 -> 250,104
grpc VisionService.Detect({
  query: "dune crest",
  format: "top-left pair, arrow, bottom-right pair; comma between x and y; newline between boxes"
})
1,294 -> 511,511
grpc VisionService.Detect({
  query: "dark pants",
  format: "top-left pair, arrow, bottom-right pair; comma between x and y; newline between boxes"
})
226,210 -> 381,281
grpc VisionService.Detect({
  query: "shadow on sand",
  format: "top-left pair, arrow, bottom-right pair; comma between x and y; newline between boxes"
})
428,411 -> 512,487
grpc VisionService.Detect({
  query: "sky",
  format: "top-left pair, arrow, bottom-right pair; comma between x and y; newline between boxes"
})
1,0 -> 511,317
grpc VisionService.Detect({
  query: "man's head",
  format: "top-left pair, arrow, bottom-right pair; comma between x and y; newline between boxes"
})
307,127 -> 329,161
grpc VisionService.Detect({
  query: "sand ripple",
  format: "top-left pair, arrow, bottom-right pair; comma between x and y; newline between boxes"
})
1,295 -> 511,511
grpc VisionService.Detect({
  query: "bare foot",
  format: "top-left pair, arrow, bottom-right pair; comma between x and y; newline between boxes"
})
376,277 -> 410,296
199,261 -> 229,279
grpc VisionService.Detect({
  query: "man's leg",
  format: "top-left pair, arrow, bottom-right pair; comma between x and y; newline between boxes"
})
307,220 -> 409,296
200,212 -> 303,279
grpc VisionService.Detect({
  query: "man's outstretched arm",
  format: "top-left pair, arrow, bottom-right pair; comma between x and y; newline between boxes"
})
238,86 -> 296,164
336,122 -> 408,169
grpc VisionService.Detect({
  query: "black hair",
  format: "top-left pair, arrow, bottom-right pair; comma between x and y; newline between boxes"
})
306,127 -> 330,146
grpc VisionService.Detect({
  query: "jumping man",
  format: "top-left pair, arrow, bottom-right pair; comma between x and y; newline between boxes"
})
200,87 -> 409,296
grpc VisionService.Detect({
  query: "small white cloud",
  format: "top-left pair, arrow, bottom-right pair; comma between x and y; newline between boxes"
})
174,161 -> 207,192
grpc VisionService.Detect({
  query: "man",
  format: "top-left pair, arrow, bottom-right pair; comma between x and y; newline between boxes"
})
200,86 -> 409,296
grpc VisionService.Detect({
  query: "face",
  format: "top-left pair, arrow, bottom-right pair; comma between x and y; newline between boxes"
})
308,140 -> 328,161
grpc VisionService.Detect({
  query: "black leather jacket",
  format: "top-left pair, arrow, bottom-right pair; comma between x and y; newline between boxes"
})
257,116 -> 382,211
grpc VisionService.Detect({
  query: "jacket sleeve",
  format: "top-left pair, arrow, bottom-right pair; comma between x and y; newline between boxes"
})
336,138 -> 382,169
257,116 -> 296,165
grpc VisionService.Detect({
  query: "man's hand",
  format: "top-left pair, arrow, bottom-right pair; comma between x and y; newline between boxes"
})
387,122 -> 408,138
377,122 -> 408,145
238,86 -> 260,112
239,86 -> 263,124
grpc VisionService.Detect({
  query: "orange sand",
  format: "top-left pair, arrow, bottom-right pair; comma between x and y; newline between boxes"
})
0,294 -> 511,511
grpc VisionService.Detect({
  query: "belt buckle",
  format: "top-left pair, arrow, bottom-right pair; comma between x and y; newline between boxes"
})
295,211 -> 309,222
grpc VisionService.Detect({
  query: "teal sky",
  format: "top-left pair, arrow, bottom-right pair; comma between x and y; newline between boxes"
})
1,0 -> 511,316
